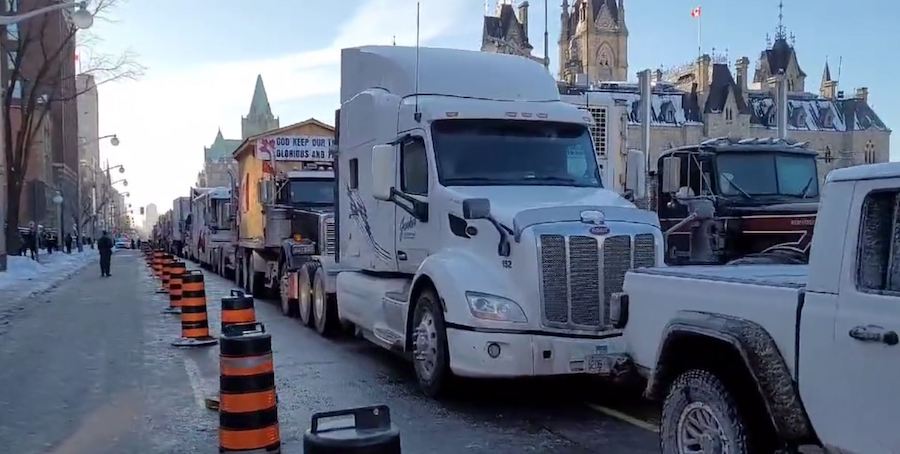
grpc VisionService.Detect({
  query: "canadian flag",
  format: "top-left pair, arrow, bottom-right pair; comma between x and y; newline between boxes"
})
691,6 -> 702,18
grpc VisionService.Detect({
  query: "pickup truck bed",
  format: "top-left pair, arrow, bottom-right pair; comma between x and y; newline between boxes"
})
635,264 -> 808,289
624,264 -> 808,382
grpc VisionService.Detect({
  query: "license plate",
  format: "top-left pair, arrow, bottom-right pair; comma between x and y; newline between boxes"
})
585,354 -> 612,375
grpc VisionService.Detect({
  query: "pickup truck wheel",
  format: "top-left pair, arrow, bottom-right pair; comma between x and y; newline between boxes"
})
661,369 -> 750,454
297,264 -> 316,327
411,289 -> 452,398
312,269 -> 336,336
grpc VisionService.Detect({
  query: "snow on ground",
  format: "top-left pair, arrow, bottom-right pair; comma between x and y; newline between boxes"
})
0,249 -> 99,306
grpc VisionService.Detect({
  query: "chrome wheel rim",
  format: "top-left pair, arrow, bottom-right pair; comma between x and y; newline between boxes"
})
413,311 -> 438,380
677,402 -> 730,454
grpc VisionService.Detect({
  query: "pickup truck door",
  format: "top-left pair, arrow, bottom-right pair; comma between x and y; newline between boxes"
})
828,180 -> 900,452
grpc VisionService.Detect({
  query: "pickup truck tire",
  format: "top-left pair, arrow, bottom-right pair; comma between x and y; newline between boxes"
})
661,369 -> 750,454
411,288 -> 452,398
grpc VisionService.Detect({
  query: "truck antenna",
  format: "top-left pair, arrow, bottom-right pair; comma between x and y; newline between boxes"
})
414,1 -> 422,122
543,0 -> 549,69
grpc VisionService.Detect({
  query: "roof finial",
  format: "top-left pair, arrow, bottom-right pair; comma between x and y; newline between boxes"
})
776,0 -> 786,40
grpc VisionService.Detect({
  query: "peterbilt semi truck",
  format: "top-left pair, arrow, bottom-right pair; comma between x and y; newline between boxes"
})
279,46 -> 665,397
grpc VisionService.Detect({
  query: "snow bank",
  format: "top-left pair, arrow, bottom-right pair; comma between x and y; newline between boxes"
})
0,250 -> 98,293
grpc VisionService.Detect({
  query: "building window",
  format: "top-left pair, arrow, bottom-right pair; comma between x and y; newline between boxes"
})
725,108 -> 733,121
857,189 -> 900,293
865,141 -> 877,164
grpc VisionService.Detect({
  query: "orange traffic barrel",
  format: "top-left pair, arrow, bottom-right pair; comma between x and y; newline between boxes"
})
303,406 -> 401,454
219,323 -> 280,453
172,271 -> 217,347
152,252 -> 164,277
164,261 -> 187,314
161,254 -> 175,291
221,290 -> 257,333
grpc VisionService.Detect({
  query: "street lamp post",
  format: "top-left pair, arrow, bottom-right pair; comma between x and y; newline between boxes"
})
52,191 -> 63,252
0,1 -> 93,271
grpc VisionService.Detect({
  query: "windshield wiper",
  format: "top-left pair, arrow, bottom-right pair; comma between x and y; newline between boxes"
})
443,177 -> 510,185
524,176 -> 578,184
723,177 -> 753,200
796,177 -> 815,199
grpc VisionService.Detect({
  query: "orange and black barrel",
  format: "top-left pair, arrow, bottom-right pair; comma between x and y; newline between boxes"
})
219,323 -> 280,453
166,261 -> 187,314
152,251 -> 164,277
221,290 -> 257,333
172,271 -> 216,347
303,405 -> 400,453
161,254 -> 175,291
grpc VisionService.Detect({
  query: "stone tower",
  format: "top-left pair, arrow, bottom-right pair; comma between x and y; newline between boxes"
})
241,75 -> 280,139
559,0 -> 628,84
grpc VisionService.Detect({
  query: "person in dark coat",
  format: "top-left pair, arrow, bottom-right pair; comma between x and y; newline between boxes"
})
97,231 -> 114,277
64,233 -> 73,254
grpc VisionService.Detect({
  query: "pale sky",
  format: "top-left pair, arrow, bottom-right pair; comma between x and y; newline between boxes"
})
87,0 -> 898,225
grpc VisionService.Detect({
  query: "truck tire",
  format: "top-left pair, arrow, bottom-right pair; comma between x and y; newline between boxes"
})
312,269 -> 337,336
279,266 -> 298,318
661,369 -> 750,454
411,288 -> 452,398
297,263 -> 316,327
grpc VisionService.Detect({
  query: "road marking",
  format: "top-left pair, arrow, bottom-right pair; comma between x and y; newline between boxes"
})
183,357 -> 208,410
586,402 -> 659,433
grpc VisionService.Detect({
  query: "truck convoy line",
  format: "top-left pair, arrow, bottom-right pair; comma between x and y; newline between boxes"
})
148,45 -> 898,452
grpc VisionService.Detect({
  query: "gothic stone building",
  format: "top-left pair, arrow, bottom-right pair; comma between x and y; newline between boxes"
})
481,1 -> 547,66
197,75 -> 279,188
481,1 -> 890,186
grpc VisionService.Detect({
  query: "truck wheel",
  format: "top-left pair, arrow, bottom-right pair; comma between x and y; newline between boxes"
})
661,369 -> 750,454
279,268 -> 298,317
250,270 -> 266,297
297,264 -> 316,327
411,288 -> 452,398
312,269 -> 336,336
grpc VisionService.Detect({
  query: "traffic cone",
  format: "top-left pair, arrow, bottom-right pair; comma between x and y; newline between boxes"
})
152,251 -> 164,278
219,323 -> 280,453
164,261 -> 187,315
304,406 -> 401,453
172,270 -> 217,347
221,290 -> 257,333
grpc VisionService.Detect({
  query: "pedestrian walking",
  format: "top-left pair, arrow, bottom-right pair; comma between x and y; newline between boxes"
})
65,233 -> 73,254
97,231 -> 114,277
130,238 -> 136,249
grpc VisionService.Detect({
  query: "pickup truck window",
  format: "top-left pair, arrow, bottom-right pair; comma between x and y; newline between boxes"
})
857,190 -> 900,293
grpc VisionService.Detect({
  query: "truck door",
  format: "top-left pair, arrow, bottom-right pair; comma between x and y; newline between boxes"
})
394,134 -> 433,275
827,180 -> 900,452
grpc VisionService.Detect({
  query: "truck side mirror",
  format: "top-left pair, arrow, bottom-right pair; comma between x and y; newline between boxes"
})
462,198 -> 491,220
661,156 -> 682,194
625,150 -> 646,200
371,144 -> 396,201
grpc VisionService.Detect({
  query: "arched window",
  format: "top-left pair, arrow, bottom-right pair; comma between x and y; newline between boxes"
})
725,108 -> 733,121
865,140 -> 877,164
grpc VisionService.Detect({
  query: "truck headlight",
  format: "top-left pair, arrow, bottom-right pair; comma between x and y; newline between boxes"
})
465,292 -> 527,323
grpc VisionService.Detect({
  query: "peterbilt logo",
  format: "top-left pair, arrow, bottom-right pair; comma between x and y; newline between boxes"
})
581,210 -> 610,235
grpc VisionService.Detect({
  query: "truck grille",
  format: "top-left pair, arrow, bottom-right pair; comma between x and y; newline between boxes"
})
324,218 -> 336,256
539,234 -> 654,329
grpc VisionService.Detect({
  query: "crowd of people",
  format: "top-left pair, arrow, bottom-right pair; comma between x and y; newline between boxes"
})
14,223 -> 100,260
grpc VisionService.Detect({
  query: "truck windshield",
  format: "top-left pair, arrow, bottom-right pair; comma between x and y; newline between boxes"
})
289,179 -> 334,206
432,119 -> 602,188
717,153 -> 819,198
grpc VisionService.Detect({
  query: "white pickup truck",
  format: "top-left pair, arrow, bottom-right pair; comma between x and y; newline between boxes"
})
614,162 -> 900,453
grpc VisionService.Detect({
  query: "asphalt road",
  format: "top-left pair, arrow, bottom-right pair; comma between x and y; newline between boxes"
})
0,251 -> 659,453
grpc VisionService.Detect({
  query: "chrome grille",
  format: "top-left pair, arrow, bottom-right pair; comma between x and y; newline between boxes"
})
602,236 -> 632,326
539,233 -> 655,330
540,235 -> 569,323
569,236 -> 601,326
324,218 -> 336,256
634,234 -> 656,268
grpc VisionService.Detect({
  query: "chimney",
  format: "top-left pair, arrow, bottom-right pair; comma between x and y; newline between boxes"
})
855,87 -> 869,104
697,54 -> 712,92
735,57 -> 750,91
518,1 -> 529,37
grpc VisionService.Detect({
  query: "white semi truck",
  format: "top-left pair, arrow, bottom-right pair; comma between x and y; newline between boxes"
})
191,187 -> 235,277
281,46 -> 665,396
171,196 -> 191,258
609,162 -> 900,453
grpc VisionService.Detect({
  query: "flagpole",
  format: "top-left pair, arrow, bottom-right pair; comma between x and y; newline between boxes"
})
697,7 -> 702,60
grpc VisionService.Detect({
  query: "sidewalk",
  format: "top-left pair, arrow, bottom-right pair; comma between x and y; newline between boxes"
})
0,249 -> 100,328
